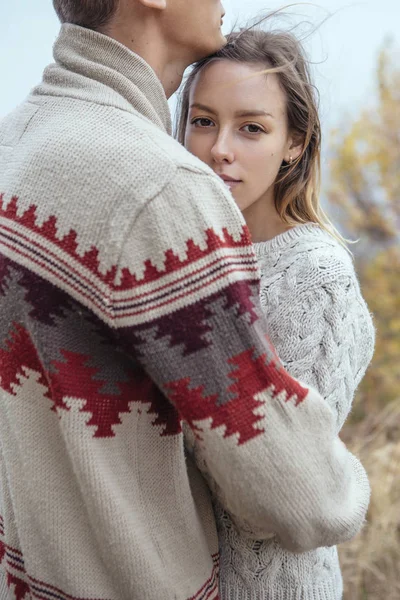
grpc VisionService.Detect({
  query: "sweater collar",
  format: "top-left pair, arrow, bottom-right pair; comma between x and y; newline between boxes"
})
253,223 -> 324,257
45,24 -> 172,134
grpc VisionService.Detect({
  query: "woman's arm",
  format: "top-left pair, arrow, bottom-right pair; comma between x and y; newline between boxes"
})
260,267 -> 375,433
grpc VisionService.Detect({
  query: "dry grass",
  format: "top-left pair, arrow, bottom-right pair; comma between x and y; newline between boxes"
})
339,399 -> 400,600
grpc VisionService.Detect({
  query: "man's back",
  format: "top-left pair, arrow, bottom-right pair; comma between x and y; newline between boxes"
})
0,24 -> 222,599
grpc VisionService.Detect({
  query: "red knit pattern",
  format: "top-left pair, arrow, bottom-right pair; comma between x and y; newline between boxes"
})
0,195 -> 253,292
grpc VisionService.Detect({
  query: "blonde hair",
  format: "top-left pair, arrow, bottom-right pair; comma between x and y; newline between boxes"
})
177,28 -> 347,247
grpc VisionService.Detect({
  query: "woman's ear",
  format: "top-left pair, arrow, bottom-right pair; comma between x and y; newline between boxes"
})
284,134 -> 303,163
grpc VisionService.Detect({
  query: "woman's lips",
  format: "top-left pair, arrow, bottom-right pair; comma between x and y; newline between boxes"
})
224,181 -> 241,190
218,175 -> 242,190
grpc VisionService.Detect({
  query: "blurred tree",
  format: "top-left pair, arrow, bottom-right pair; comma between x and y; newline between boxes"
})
328,42 -> 400,419
359,248 -> 400,414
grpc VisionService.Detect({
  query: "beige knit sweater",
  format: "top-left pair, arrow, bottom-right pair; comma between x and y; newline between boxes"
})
0,25 -> 369,600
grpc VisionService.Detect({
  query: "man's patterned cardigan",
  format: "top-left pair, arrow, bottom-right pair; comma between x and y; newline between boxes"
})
0,24 -> 370,600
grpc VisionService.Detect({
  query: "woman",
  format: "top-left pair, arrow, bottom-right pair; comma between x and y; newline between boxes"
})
177,28 -> 375,600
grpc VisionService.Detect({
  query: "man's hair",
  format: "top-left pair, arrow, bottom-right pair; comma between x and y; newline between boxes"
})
52,0 -> 119,30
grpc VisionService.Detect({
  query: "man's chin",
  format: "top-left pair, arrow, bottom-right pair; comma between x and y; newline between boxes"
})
214,32 -> 228,52
192,33 -> 227,62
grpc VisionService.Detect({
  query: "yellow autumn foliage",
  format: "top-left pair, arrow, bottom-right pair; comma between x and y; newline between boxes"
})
328,43 -> 400,418
328,43 -> 400,600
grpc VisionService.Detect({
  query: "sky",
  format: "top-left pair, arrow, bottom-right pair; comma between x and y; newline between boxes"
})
1,0 -> 399,146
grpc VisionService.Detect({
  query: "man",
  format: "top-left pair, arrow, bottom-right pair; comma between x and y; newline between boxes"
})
0,1 -> 370,598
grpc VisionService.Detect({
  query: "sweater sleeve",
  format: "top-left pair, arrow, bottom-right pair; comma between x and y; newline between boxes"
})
259,253 -> 375,433
114,166 -> 370,553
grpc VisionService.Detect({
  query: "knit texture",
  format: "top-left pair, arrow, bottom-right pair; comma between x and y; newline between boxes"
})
0,24 -> 370,600
216,224 -> 375,600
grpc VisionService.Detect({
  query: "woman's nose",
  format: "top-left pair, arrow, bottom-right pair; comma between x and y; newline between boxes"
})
210,133 -> 234,164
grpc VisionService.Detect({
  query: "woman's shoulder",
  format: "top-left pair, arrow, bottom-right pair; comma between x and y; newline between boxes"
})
254,224 -> 356,291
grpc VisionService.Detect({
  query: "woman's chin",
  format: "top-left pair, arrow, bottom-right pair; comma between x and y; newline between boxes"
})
231,192 -> 243,208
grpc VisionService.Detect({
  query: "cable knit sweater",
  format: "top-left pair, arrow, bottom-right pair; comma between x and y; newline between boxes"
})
216,224 -> 375,600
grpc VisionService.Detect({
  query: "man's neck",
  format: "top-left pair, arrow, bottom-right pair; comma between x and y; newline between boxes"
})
102,20 -> 189,98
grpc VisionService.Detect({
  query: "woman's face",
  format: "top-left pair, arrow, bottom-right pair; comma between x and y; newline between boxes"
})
185,60 -> 301,213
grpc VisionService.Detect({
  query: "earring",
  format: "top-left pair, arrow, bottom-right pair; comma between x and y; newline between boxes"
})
289,156 -> 293,164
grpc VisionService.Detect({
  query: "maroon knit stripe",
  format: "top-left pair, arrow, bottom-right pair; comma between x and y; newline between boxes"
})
0,194 -> 255,292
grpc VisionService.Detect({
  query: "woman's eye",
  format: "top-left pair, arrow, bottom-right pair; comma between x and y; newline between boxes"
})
242,124 -> 264,134
192,118 -> 214,128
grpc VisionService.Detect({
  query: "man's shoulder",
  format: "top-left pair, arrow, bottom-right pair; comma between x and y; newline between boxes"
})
110,110 -> 230,204
51,96 -> 217,193
46,97 -> 210,171
113,109 -> 216,180
5,95 -> 220,205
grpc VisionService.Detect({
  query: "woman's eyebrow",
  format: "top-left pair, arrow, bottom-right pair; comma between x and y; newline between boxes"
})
189,104 -> 275,119
189,103 -> 217,114
234,110 -> 274,118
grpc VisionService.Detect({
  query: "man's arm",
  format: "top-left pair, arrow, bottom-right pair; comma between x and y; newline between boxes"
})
114,166 -> 370,553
